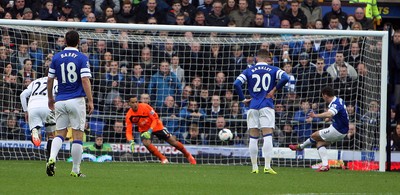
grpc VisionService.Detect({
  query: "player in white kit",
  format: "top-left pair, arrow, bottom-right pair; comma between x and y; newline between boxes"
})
20,70 -> 58,161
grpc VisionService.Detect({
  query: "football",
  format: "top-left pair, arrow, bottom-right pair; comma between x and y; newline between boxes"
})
218,129 -> 233,141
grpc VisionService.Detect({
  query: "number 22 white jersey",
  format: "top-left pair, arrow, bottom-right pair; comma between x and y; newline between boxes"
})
20,77 -> 58,111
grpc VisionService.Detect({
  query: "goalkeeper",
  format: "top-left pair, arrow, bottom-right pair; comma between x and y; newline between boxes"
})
125,96 -> 196,164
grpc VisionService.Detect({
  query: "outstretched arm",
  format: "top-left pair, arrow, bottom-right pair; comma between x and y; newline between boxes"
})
309,110 -> 334,119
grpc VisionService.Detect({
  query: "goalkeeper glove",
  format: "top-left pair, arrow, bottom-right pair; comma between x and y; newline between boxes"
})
129,140 -> 135,153
141,129 -> 153,139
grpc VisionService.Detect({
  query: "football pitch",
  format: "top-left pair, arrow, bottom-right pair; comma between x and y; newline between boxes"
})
0,161 -> 399,195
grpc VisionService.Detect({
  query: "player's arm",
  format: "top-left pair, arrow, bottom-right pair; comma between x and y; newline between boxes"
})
47,77 -> 55,110
20,86 -> 32,122
147,105 -> 159,131
125,110 -> 136,152
82,76 -> 94,115
233,73 -> 247,102
125,111 -> 134,142
309,110 -> 334,119
268,71 -> 290,98
20,87 -> 31,113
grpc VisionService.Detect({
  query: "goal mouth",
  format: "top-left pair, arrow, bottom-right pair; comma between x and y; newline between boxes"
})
0,20 -> 389,172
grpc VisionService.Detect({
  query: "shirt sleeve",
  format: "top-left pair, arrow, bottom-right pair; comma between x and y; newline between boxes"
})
146,104 -> 159,130
125,109 -> 133,142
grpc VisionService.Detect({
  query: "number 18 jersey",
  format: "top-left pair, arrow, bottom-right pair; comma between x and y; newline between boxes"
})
48,47 -> 92,102
236,62 -> 286,109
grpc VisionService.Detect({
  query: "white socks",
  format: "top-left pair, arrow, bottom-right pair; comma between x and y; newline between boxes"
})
318,146 -> 328,166
71,141 -> 83,174
249,134 -> 274,170
49,136 -> 64,161
300,138 -> 315,149
262,135 -> 273,169
249,138 -> 259,170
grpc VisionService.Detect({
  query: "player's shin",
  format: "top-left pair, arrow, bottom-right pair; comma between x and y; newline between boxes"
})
173,141 -> 189,157
317,146 -> 328,167
71,140 -> 83,174
46,139 -> 52,162
146,144 -> 167,162
46,126 -> 55,162
249,137 -> 259,171
173,141 -> 196,164
49,135 -> 64,161
262,134 -> 273,169
300,138 -> 316,149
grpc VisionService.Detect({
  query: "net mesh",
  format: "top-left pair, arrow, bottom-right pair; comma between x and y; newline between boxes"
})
0,24 -> 383,168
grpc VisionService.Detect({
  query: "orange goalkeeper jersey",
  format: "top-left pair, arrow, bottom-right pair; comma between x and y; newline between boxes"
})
125,103 -> 164,141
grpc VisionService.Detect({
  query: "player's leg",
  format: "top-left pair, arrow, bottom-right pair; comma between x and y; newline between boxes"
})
249,128 -> 260,173
31,126 -> 42,147
248,109 -> 260,173
289,131 -> 320,151
71,129 -> 85,177
45,131 -> 55,162
141,135 -> 168,163
259,107 -> 276,174
48,101 -> 70,164
47,128 -> 67,176
27,109 -> 44,147
68,98 -> 87,177
45,110 -> 56,162
261,127 -> 276,174
310,131 -> 329,170
162,129 -> 196,164
315,126 -> 346,172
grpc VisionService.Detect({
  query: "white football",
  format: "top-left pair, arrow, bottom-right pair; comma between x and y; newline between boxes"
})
218,128 -> 233,141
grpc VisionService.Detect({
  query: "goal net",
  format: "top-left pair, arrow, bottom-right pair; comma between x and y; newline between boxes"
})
0,20 -> 389,171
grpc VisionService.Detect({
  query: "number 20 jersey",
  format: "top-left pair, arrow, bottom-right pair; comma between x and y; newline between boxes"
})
48,47 -> 92,102
236,62 -> 286,110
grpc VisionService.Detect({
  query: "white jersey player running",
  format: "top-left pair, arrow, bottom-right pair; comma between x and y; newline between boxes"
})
20,75 -> 58,159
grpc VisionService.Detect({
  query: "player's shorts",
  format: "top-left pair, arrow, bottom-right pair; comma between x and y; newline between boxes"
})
318,125 -> 347,142
144,128 -> 171,141
28,107 -> 55,132
55,97 -> 86,131
247,107 -> 275,129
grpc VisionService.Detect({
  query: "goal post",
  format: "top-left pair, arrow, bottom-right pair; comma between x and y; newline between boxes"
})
0,19 -> 389,172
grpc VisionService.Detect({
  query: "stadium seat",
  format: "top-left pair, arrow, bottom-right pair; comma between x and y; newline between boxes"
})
88,119 -> 105,136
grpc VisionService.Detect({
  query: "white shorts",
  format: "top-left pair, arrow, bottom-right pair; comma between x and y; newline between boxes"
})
246,107 -> 275,129
55,97 -> 86,131
28,107 -> 56,132
319,125 -> 346,142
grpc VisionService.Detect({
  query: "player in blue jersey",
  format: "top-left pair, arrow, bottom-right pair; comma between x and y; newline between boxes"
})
46,30 -> 94,177
289,86 -> 349,172
234,49 -> 290,174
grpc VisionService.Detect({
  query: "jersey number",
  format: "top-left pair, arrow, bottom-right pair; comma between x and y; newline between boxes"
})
60,62 -> 78,83
32,81 -> 47,96
252,74 -> 271,92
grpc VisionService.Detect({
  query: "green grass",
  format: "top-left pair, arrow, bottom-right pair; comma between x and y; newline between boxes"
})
0,161 -> 399,195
